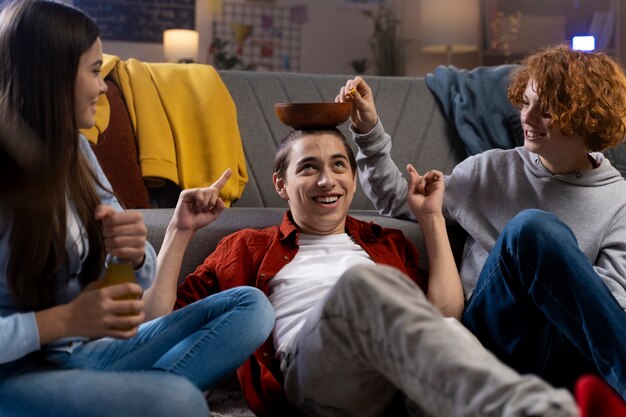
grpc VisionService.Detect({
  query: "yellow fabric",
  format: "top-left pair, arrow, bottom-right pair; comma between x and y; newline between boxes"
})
82,54 -> 247,206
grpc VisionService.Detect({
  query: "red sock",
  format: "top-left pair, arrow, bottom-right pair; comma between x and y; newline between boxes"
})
575,374 -> 626,417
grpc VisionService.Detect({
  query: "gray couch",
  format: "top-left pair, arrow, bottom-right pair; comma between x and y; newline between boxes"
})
142,70 -> 467,279
139,70 -> 468,416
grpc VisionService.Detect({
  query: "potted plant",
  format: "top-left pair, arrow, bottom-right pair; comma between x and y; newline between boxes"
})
209,37 -> 242,70
362,1 -> 410,76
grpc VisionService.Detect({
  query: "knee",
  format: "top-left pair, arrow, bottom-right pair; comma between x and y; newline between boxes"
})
337,264 -> 392,294
333,264 -> 427,311
235,286 -> 275,326
154,378 -> 209,417
226,286 -> 275,341
340,264 -> 423,291
507,209 -> 558,233
128,373 -> 209,417
228,285 -> 271,308
503,209 -> 575,248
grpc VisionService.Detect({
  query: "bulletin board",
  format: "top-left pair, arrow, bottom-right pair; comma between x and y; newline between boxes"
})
74,0 -> 195,43
212,2 -> 303,72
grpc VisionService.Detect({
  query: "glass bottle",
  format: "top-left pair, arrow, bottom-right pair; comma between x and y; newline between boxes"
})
101,256 -> 138,326
101,256 -> 136,290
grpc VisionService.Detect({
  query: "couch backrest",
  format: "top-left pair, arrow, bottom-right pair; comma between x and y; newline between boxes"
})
218,70 -> 467,210
142,207 -> 437,282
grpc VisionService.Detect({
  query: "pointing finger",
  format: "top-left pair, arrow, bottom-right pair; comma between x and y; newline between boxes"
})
407,164 -> 419,191
211,168 -> 232,192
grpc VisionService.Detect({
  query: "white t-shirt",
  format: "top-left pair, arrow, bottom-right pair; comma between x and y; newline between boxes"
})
268,233 -> 375,358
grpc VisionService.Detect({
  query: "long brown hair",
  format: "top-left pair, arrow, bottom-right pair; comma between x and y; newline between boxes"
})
0,1 -> 106,311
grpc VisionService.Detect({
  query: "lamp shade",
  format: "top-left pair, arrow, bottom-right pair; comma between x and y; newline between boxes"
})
420,0 -> 480,54
163,29 -> 199,62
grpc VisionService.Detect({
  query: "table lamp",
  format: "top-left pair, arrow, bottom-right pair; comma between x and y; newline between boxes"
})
420,0 -> 480,65
163,29 -> 199,63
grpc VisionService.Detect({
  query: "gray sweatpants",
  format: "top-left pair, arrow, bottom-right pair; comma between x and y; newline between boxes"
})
282,264 -> 578,417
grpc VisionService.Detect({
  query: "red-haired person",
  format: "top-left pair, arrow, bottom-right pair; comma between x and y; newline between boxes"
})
338,44 -> 626,402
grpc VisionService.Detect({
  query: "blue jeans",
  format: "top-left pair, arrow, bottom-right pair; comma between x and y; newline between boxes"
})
462,209 -> 626,400
0,286 -> 274,417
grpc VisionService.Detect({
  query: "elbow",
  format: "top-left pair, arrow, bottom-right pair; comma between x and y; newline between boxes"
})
428,296 -> 464,321
441,304 -> 463,321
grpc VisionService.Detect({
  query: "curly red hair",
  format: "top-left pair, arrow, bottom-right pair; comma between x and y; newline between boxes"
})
508,44 -> 626,151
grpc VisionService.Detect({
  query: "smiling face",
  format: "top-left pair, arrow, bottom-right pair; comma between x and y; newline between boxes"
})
273,133 -> 357,235
521,78 -> 588,173
521,78 -> 566,151
74,37 -> 107,130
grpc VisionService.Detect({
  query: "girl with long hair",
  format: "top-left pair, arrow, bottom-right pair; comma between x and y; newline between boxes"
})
0,2 -> 273,416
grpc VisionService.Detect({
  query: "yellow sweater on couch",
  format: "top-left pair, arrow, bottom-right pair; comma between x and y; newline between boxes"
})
83,54 -> 247,206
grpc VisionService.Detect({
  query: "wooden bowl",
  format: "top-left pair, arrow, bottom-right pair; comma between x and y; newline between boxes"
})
274,102 -> 353,129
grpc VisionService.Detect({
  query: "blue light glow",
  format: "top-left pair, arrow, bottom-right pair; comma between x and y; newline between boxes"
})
572,36 -> 595,51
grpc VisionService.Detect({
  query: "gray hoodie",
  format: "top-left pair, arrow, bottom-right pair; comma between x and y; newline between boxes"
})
355,122 -> 626,309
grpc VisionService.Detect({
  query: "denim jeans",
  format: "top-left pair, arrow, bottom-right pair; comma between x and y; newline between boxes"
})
463,209 -> 626,400
0,286 -> 274,417
283,264 -> 577,417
